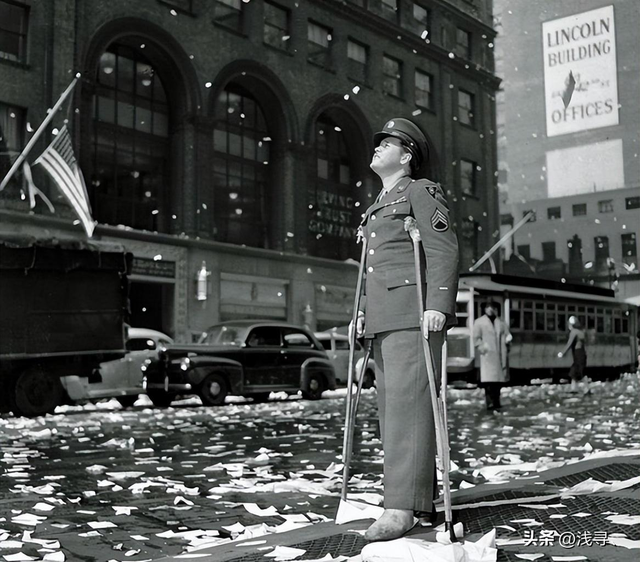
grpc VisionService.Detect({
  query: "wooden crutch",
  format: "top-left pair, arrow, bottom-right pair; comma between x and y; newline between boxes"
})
340,231 -> 369,502
404,216 -> 457,543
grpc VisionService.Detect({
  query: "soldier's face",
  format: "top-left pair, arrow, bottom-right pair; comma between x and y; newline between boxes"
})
371,137 -> 407,174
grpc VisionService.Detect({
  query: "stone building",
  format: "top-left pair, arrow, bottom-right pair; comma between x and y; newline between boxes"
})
0,0 -> 500,340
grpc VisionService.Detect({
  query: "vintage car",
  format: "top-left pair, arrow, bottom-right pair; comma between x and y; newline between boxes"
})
59,328 -> 173,408
143,321 -> 337,407
314,331 -> 377,388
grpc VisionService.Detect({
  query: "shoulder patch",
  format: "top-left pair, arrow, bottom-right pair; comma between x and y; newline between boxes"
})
431,208 -> 449,232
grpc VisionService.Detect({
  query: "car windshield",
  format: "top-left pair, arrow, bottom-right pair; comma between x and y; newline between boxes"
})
198,325 -> 247,346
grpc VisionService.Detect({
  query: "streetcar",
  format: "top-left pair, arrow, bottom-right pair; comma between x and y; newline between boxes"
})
447,273 -> 638,384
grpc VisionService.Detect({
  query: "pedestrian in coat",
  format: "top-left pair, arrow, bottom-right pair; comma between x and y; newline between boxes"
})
351,118 -> 459,542
473,301 -> 512,411
557,315 -> 587,392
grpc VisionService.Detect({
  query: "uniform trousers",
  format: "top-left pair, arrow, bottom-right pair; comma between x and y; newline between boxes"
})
372,328 -> 444,512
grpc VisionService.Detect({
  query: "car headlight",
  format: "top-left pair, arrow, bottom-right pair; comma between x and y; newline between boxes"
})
179,357 -> 191,371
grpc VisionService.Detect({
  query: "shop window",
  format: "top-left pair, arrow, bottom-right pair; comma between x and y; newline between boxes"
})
382,54 -> 402,97
91,44 -> 170,232
0,1 -> 28,63
264,2 -> 290,51
213,84 -> 271,248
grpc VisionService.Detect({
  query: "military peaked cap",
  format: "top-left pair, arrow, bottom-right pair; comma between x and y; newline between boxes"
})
373,118 -> 430,169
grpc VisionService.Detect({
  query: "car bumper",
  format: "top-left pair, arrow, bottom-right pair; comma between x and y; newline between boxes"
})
143,376 -> 192,393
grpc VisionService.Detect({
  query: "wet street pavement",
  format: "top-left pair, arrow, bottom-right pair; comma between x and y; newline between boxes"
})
1,373 -> 639,562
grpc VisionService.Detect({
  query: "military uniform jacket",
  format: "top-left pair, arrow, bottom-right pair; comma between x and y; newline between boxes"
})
359,176 -> 459,337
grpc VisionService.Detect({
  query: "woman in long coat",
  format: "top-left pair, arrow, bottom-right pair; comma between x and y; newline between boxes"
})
473,301 -> 512,410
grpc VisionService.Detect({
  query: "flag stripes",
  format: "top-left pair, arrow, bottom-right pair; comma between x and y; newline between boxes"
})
34,126 -> 95,236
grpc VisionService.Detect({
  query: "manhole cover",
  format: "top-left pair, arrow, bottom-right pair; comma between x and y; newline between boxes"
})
228,532 -> 366,561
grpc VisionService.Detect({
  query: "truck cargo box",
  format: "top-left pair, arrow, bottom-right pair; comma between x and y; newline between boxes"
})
0,236 -> 131,358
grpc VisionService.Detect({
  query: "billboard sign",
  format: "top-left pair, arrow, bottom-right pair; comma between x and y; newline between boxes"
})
543,5 -> 618,137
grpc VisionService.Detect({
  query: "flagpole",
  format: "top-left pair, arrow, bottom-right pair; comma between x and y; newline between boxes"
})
0,73 -> 81,192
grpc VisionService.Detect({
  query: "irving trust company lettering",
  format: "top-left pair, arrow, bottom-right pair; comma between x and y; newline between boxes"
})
308,189 -> 358,240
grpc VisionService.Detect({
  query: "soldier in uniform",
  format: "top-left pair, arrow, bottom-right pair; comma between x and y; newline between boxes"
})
352,118 -> 459,541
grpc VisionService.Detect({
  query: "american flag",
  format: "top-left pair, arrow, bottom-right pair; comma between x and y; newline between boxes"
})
33,125 -> 95,236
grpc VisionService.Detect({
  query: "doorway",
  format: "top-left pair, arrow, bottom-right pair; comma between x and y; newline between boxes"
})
128,280 -> 174,337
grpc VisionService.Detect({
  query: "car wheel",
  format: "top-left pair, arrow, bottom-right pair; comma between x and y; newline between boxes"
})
148,391 -> 175,408
302,372 -> 325,400
251,392 -> 271,403
362,369 -> 376,389
116,395 -> 138,409
199,373 -> 228,406
12,367 -> 64,417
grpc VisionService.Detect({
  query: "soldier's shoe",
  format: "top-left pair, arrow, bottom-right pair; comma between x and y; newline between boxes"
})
364,508 -> 415,542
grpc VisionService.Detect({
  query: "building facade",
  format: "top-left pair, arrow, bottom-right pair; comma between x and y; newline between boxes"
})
494,0 -> 640,300
0,0 -> 500,341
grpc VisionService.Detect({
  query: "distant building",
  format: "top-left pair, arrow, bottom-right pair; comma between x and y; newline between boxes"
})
0,0 -> 499,339
494,0 -> 640,300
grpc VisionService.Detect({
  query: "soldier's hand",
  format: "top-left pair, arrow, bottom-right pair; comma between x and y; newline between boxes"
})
423,310 -> 446,334
349,311 -> 366,340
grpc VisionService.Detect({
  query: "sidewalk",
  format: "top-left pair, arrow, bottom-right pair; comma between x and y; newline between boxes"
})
157,453 -> 640,562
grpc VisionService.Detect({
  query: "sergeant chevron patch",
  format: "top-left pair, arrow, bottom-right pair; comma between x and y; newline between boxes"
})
431,208 -> 449,232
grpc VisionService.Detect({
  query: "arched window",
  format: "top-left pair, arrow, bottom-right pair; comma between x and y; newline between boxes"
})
213,84 -> 270,248
308,113 -> 359,260
90,43 -> 170,231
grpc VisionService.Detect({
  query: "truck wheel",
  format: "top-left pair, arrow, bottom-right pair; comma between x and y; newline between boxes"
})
199,373 -> 228,406
13,367 -> 64,417
362,369 -> 376,389
147,391 -> 175,408
116,395 -> 138,409
302,372 -> 325,400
